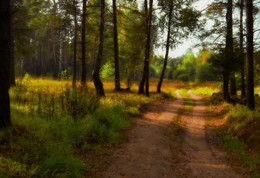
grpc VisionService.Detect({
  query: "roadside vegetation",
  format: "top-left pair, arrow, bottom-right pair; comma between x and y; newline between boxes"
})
207,88 -> 260,178
0,76 -> 164,178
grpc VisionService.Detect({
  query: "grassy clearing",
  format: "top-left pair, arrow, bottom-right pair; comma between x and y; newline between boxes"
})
2,76 -> 166,177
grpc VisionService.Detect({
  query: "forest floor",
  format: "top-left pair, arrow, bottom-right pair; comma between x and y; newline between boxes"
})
92,90 -> 245,178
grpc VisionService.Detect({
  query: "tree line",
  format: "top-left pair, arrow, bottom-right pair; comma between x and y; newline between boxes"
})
0,0 -> 258,129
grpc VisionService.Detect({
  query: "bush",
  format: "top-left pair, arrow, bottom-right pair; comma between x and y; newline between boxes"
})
86,106 -> 131,144
0,156 -> 37,178
39,144 -> 85,178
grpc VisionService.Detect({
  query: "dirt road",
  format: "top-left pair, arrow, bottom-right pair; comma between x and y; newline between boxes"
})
174,91 -> 241,178
97,91 -> 241,178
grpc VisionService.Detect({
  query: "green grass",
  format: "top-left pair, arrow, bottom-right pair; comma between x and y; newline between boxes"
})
2,77 -> 164,177
219,133 -> 260,177
217,104 -> 260,178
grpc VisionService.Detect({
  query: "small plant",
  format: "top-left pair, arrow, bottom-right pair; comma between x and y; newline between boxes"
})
39,144 -> 85,178
0,156 -> 37,178
86,106 -> 131,144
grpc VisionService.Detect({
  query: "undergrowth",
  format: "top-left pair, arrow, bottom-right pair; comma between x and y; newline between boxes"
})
1,76 -> 157,177
216,104 -> 260,178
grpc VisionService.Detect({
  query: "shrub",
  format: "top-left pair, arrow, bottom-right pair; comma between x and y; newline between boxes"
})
39,144 -> 85,178
0,156 -> 37,178
86,106 -> 131,144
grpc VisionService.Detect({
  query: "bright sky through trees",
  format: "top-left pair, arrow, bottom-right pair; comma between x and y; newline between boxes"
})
155,0 -> 213,57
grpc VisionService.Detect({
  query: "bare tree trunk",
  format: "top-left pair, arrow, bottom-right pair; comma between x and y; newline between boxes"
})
72,0 -> 78,87
138,0 -> 148,95
240,0 -> 246,99
0,0 -> 12,129
113,0 -> 121,91
230,74 -> 237,96
157,0 -> 173,93
139,0 -> 152,97
245,0 -> 255,109
10,0 -> 15,86
81,0 -> 87,85
144,0 -> 153,97
93,0 -> 105,97
223,0 -> 233,102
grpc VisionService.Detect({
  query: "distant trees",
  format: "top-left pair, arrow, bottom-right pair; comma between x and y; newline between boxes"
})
0,0 -> 12,129
156,0 -> 199,93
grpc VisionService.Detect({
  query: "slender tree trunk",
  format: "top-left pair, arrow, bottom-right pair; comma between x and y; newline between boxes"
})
113,0 -> 121,91
0,0 -> 12,129
230,74 -> 237,96
144,0 -> 153,97
245,0 -> 255,109
10,0 -> 15,86
72,0 -> 78,87
138,0 -> 148,95
81,0 -> 87,85
240,0 -> 246,99
138,0 -> 153,97
93,0 -> 105,97
157,1 -> 173,93
223,0 -> 233,102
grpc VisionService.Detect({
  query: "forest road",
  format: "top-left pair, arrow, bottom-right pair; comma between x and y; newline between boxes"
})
94,90 -> 242,178
174,91 -> 242,178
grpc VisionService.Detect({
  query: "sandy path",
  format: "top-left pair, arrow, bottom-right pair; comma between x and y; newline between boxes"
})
175,91 -> 241,178
95,91 -> 241,178
97,91 -> 184,178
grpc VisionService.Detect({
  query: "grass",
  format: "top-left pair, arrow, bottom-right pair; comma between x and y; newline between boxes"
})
2,76 -> 181,177
1,78 -> 235,177
210,99 -> 260,178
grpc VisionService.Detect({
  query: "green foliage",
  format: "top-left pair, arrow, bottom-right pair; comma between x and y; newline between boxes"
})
174,53 -> 198,81
196,62 -> 216,82
61,87 -> 99,119
86,106 -> 131,144
219,104 -> 260,177
0,156 -> 37,178
100,61 -> 114,79
228,106 -> 255,133
220,133 -> 260,177
222,135 -> 246,154
39,144 -> 85,178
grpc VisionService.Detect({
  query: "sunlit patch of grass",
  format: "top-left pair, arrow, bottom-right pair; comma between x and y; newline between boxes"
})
191,86 -> 218,96
6,77 -> 216,177
0,156 -> 37,178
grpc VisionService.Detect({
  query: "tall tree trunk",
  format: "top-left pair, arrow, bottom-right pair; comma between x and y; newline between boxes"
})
0,0 -> 12,129
138,0 -> 148,95
93,0 -> 105,97
245,0 -> 255,109
223,0 -> 233,102
240,0 -> 246,99
138,0 -> 152,97
230,74 -> 237,96
10,0 -> 15,86
113,0 -> 121,91
145,0 -> 153,97
81,0 -> 87,85
72,0 -> 78,87
157,0 -> 173,93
